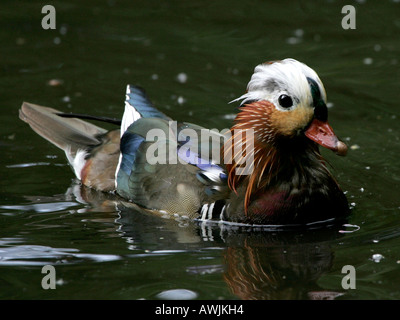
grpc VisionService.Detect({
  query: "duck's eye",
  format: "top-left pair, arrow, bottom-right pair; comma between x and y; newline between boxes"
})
278,94 -> 293,109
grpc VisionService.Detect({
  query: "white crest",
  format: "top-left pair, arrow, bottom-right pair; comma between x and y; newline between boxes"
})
231,58 -> 327,111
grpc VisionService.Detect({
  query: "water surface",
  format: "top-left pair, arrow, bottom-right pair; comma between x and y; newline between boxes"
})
1,0 -> 400,299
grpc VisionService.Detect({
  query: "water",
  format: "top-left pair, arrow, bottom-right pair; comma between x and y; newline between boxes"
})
1,0 -> 400,300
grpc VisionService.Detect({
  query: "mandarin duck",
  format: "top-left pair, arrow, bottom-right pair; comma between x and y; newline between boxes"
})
19,58 -> 349,225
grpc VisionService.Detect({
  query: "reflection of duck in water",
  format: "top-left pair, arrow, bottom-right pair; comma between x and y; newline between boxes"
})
20,59 -> 349,226
64,183 -> 348,300
223,230 -> 345,300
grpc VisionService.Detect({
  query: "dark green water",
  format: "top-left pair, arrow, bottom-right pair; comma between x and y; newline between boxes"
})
1,0 -> 400,300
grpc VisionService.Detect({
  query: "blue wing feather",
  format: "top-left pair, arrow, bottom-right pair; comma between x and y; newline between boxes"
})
116,130 -> 145,198
126,85 -> 170,120
119,131 -> 145,176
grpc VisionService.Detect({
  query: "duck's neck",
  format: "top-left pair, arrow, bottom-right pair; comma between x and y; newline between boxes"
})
224,119 -> 332,215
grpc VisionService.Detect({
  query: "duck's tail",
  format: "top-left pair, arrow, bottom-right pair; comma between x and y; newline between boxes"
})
19,102 -> 112,181
19,102 -> 108,156
19,85 -> 170,191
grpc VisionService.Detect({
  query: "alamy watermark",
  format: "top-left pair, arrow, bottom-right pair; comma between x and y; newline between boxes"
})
341,265 -> 356,289
40,264 -> 357,291
41,5 -> 356,31
41,5 -> 56,30
342,5 -> 356,30
41,265 -> 56,289
144,122 -> 255,176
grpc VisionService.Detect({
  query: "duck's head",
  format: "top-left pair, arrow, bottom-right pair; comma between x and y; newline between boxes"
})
226,59 -> 348,214
232,58 -> 347,156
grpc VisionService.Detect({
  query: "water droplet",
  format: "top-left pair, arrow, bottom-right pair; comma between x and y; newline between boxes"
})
53,37 -> 61,45
47,79 -> 64,87
59,24 -> 68,36
176,72 -> 188,83
294,28 -> 304,37
61,96 -> 71,103
223,114 -> 236,120
177,96 -> 186,105
363,57 -> 373,65
286,37 -> 301,45
156,289 -> 198,300
372,253 -> 384,263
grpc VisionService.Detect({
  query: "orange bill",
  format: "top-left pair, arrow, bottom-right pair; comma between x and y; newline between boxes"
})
305,119 -> 347,156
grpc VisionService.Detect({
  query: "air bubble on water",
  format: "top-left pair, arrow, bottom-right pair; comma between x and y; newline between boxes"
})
177,96 -> 186,105
363,57 -> 373,65
47,79 -> 63,87
176,72 -> 188,83
223,114 -> 236,120
287,37 -> 301,45
294,29 -> 304,37
61,96 -> 71,103
231,68 -> 239,75
156,289 -> 198,300
59,24 -> 68,36
372,254 -> 384,263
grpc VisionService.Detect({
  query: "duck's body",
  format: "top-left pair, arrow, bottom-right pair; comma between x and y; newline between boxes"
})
19,59 -> 349,225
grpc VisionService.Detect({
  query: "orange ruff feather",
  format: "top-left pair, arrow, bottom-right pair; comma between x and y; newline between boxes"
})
223,101 -> 280,215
